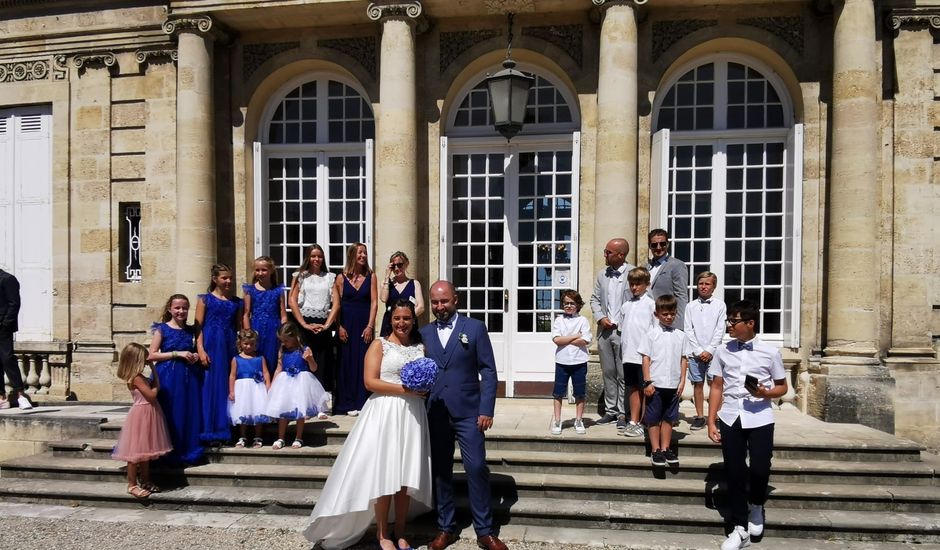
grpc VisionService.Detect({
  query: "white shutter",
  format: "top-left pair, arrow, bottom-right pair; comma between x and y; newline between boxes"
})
0,112 -> 13,271
649,128 -> 670,229
438,136 -> 450,280
570,131 -> 581,290
364,138 -> 374,265
782,124 -> 803,348
252,141 -> 263,258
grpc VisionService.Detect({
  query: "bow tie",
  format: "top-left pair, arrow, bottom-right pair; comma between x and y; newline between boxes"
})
662,326 -> 674,332
735,341 -> 753,351
606,267 -> 622,278
436,319 -> 454,330
700,298 -> 712,304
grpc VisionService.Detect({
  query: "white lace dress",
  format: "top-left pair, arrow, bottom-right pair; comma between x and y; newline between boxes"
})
303,339 -> 432,549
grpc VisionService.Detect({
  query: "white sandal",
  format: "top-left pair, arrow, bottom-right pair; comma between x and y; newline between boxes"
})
235,437 -> 247,448
272,439 -> 285,450
317,412 -> 329,420
291,439 -> 303,449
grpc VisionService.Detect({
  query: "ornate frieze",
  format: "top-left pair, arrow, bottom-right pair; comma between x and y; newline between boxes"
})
887,8 -> 940,31
739,16 -> 804,54
318,37 -> 377,79
243,42 -> 300,80
483,0 -> 535,12
135,47 -> 179,65
439,29 -> 499,73
0,59 -> 48,83
652,19 -> 717,61
523,24 -> 583,67
72,52 -> 117,70
366,1 -> 422,21
162,15 -> 213,35
52,55 -> 68,80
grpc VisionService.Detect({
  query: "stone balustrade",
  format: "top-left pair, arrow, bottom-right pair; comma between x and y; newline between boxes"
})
5,341 -> 71,399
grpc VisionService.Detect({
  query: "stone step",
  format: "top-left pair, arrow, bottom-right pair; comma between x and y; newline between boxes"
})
98,422 -> 926,463
48,438 -> 939,486
0,478 -> 936,543
4,453 -> 938,513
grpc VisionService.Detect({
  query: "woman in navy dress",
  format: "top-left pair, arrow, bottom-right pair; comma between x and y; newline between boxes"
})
378,251 -> 425,338
148,294 -> 204,466
332,243 -> 377,416
196,264 -> 242,444
242,256 -> 287,378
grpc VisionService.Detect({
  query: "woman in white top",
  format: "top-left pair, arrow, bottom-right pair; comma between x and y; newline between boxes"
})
289,244 -> 338,393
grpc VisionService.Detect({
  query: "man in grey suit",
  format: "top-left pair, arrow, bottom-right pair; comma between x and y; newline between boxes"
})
589,238 -> 633,428
647,229 -> 689,330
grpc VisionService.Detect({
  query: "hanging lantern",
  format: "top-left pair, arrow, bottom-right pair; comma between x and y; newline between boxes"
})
485,13 -> 534,141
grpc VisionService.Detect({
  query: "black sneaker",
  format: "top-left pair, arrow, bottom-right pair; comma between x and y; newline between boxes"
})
596,413 -> 618,425
663,448 -> 679,464
650,450 -> 667,467
690,416 -> 706,431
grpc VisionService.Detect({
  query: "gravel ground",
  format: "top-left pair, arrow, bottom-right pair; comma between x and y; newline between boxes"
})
0,516 -> 618,550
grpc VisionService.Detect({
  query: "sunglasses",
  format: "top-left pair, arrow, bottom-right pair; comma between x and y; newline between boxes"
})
649,242 -> 669,249
390,262 -> 404,269
726,318 -> 746,327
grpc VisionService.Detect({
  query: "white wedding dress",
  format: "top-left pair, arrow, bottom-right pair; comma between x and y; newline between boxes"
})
304,338 -> 432,549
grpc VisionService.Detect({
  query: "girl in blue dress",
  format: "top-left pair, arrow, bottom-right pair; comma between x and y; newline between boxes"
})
242,255 -> 287,378
196,263 -> 242,445
265,322 -> 330,449
147,294 -> 204,465
228,329 -> 272,448
379,251 -> 424,337
332,243 -> 377,416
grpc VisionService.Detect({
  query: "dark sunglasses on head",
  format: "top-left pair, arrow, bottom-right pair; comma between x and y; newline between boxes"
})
649,242 -> 669,249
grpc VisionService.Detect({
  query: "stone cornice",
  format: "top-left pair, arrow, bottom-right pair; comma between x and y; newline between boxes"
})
886,8 -> 940,30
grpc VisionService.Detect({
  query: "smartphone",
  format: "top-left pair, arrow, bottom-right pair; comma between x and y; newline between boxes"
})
744,375 -> 759,392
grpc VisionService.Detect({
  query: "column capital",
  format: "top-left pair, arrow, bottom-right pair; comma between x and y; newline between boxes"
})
886,8 -> 940,31
162,15 -> 214,35
592,0 -> 647,8
367,1 -> 422,21
72,51 -> 117,71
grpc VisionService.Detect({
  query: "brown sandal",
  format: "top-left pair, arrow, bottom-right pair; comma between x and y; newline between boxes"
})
140,482 -> 161,493
127,485 -> 151,499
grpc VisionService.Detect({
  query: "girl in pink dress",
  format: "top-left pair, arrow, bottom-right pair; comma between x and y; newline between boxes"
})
112,343 -> 173,499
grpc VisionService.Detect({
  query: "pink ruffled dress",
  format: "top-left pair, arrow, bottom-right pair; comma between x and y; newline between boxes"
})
112,385 -> 173,463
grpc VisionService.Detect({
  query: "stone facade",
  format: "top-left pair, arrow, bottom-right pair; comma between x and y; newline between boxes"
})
0,0 -> 937,448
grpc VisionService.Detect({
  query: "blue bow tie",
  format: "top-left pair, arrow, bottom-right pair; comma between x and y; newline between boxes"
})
735,341 -> 753,351
700,298 -> 712,304
606,267 -> 622,278
662,326 -> 674,332
436,319 -> 454,330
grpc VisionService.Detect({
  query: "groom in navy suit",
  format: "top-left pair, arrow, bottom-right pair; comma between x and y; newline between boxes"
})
421,281 -> 507,550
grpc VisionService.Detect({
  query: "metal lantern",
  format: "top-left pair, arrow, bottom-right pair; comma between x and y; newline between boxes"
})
485,13 -> 534,141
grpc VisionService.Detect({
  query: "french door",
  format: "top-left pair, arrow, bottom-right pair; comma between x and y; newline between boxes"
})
441,133 -> 580,396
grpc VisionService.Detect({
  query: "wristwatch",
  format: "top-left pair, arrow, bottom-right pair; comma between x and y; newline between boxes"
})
642,380 -> 653,388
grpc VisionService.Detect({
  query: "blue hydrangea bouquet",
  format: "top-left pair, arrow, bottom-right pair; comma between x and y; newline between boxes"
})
400,357 -> 439,392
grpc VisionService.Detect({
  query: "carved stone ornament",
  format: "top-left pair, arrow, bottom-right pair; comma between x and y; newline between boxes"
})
162,15 -> 213,35
318,37 -> 377,79
0,59 -> 49,83
592,0 -> 649,6
135,47 -> 179,65
72,52 -> 117,69
439,29 -> 499,73
53,55 -> 68,80
523,24 -> 584,67
366,1 -> 422,21
483,0 -> 535,13
739,16 -> 804,54
652,19 -> 717,61
887,8 -> 940,31
242,42 -> 300,80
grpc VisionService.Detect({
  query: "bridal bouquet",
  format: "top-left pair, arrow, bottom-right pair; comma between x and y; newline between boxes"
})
400,357 -> 439,393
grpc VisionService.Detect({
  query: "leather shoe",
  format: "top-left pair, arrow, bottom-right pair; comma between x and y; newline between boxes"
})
428,531 -> 457,550
476,535 -> 508,550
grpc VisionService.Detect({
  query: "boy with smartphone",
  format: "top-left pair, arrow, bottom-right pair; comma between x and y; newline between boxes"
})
707,300 -> 789,550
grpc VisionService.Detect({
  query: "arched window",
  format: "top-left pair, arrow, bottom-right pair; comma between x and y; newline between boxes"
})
256,76 -> 374,282
652,57 -> 801,345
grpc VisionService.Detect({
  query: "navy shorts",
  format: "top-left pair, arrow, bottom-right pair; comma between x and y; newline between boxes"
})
553,362 -> 587,399
622,362 -> 643,387
644,387 -> 679,426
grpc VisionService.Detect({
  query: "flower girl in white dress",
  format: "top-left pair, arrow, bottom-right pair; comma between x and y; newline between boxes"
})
304,300 -> 432,550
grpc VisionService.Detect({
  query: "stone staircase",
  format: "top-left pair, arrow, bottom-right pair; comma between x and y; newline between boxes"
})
0,403 -> 938,544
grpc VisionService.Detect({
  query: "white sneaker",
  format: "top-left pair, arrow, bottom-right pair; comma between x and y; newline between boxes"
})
0,396 -> 9,409
573,419 -> 586,434
721,526 -> 751,550
17,395 -> 33,410
549,419 -> 562,435
347,410 -> 359,417
747,503 -> 764,537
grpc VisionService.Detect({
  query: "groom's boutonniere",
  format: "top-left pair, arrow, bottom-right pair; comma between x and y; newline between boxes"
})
458,333 -> 469,346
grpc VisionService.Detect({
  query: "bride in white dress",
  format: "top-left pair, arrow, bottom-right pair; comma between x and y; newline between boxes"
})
304,299 -> 432,550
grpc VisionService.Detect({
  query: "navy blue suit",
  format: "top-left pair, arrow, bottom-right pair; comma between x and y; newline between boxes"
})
420,313 -> 498,536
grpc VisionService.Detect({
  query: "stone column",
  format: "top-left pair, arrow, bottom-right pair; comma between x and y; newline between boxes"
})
164,16 -> 217,301
367,1 -> 422,301
593,0 -> 639,264
818,0 -> 894,432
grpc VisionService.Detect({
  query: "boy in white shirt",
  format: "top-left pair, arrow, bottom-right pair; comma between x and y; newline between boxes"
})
618,267 -> 656,438
550,289 -> 592,435
683,271 -> 727,431
637,295 -> 690,467
707,300 -> 788,550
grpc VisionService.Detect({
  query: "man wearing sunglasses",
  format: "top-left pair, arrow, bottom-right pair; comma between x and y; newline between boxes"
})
647,229 -> 689,331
